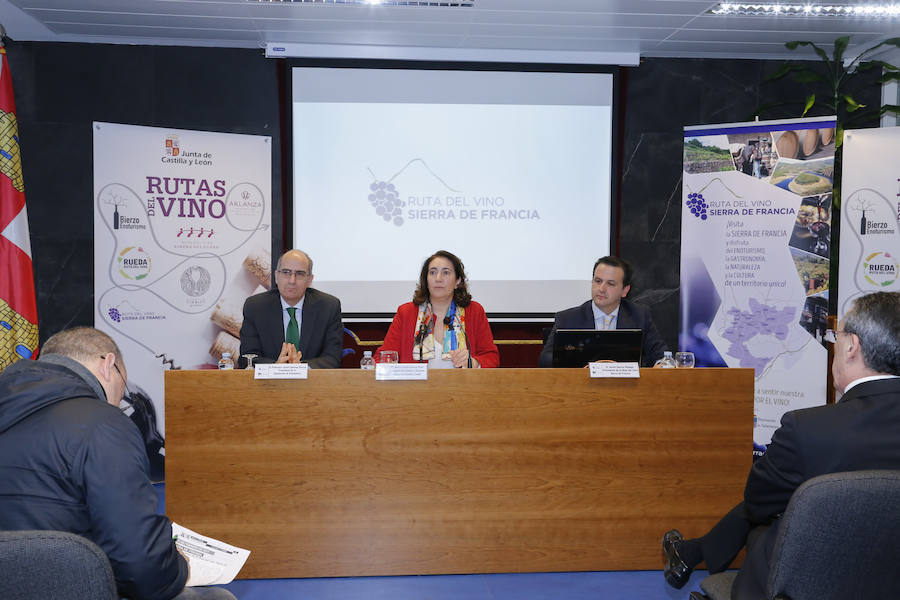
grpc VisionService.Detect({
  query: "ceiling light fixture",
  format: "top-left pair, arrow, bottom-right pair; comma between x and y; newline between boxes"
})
709,3 -> 900,17
251,0 -> 475,6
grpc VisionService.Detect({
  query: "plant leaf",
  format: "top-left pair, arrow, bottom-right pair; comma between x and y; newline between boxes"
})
857,60 -> 900,73
766,62 -> 801,81
833,36 -> 850,64
785,40 -> 832,66
878,72 -> 900,84
802,94 -> 816,117
793,70 -> 828,84
843,95 -> 866,112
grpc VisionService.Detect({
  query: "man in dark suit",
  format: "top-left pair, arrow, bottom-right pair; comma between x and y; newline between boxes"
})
239,249 -> 343,368
538,256 -> 667,368
662,291 -> 900,599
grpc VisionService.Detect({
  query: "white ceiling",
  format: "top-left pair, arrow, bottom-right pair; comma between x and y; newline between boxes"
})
1,0 -> 899,64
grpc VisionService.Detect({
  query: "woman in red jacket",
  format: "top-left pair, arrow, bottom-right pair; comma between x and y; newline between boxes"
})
377,250 -> 499,368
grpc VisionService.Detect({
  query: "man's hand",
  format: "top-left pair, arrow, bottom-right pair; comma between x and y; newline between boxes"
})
276,343 -> 301,364
177,547 -> 191,583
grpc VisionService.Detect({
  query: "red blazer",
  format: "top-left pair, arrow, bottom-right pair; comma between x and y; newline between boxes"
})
377,301 -> 499,368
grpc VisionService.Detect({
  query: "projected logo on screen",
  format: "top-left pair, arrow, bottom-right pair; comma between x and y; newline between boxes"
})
367,159 -> 539,226
368,179 -> 405,226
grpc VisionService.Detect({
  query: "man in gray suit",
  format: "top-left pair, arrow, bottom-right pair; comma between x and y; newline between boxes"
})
239,249 -> 343,368
662,291 -> 900,598
539,256 -> 667,368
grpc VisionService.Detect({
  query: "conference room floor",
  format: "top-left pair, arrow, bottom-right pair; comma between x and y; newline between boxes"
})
155,484 -> 714,599
220,569 -> 713,600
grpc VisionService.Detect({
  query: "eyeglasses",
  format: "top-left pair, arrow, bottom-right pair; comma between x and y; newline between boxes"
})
277,269 -> 310,279
824,329 -> 848,344
100,354 -> 128,390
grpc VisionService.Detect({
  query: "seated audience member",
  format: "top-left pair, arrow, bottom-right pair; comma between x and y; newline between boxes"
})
539,255 -> 667,367
377,250 -> 499,368
239,249 -> 342,367
661,291 -> 900,599
0,327 -> 236,600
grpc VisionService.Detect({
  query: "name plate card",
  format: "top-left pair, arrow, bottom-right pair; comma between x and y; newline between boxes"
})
254,363 -> 309,379
589,362 -> 640,378
375,363 -> 428,381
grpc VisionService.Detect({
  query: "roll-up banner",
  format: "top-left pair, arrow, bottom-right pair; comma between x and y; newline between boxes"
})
94,122 -> 272,480
838,127 -> 900,321
681,116 -> 835,455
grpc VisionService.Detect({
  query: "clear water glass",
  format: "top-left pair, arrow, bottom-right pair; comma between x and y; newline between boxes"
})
675,352 -> 695,368
379,350 -> 399,364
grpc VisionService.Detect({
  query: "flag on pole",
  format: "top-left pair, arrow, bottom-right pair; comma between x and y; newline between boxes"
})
0,44 -> 39,371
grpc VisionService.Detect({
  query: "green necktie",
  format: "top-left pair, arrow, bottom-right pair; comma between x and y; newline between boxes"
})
286,307 -> 300,350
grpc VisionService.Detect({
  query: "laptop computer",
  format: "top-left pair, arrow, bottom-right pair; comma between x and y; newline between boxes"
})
551,329 -> 643,368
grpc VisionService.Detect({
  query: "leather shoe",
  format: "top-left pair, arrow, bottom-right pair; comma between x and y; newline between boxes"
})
662,529 -> 693,589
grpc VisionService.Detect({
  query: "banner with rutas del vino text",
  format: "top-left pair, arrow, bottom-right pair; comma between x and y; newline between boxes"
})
94,122 -> 271,480
680,116 -> 835,456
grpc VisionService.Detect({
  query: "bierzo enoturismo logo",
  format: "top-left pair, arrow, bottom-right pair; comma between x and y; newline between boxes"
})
117,246 -> 151,280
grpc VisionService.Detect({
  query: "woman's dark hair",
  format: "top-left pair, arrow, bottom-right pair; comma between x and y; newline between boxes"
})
412,250 -> 472,307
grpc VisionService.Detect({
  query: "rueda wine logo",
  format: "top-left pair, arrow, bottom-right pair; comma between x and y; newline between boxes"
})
862,251 -> 898,288
117,246 -> 151,280
366,158 -> 540,227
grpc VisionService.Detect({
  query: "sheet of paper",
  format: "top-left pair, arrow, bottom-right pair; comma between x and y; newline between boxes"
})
254,363 -> 309,379
172,522 -> 251,586
589,362 -> 640,378
375,363 -> 428,380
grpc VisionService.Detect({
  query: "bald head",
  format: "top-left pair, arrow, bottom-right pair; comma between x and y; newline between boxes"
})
41,327 -> 128,406
42,327 -> 123,365
277,250 -> 313,274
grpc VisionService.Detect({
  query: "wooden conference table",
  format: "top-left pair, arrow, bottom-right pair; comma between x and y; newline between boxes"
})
165,368 -> 753,579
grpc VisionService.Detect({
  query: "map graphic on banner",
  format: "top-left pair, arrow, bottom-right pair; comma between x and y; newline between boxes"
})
680,116 -> 835,452
838,126 -> 900,321
94,123 -> 271,480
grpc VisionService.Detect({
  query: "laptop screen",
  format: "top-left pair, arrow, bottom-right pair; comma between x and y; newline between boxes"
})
551,329 -> 643,368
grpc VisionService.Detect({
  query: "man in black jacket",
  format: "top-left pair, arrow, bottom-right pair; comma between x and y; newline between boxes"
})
239,249 -> 342,367
539,255 -> 667,368
662,291 -> 900,599
0,327 -> 235,600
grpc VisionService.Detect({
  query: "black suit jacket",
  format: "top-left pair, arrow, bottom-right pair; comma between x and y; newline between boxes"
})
238,287 -> 343,368
733,377 -> 900,599
538,298 -> 667,368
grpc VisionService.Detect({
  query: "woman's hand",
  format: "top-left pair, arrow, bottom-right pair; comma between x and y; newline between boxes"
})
450,348 -> 479,368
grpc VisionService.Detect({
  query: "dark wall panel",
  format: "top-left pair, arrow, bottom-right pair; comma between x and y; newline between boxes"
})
6,41 -> 283,341
5,42 -> 880,354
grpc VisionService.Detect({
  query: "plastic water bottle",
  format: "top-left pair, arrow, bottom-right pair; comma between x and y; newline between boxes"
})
218,352 -> 234,370
360,350 -> 375,370
655,351 -> 677,368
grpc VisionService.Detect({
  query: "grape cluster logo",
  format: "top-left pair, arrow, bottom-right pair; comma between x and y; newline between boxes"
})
686,192 -> 709,221
368,179 -> 405,227
366,159 -> 463,227
108,307 -> 122,323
